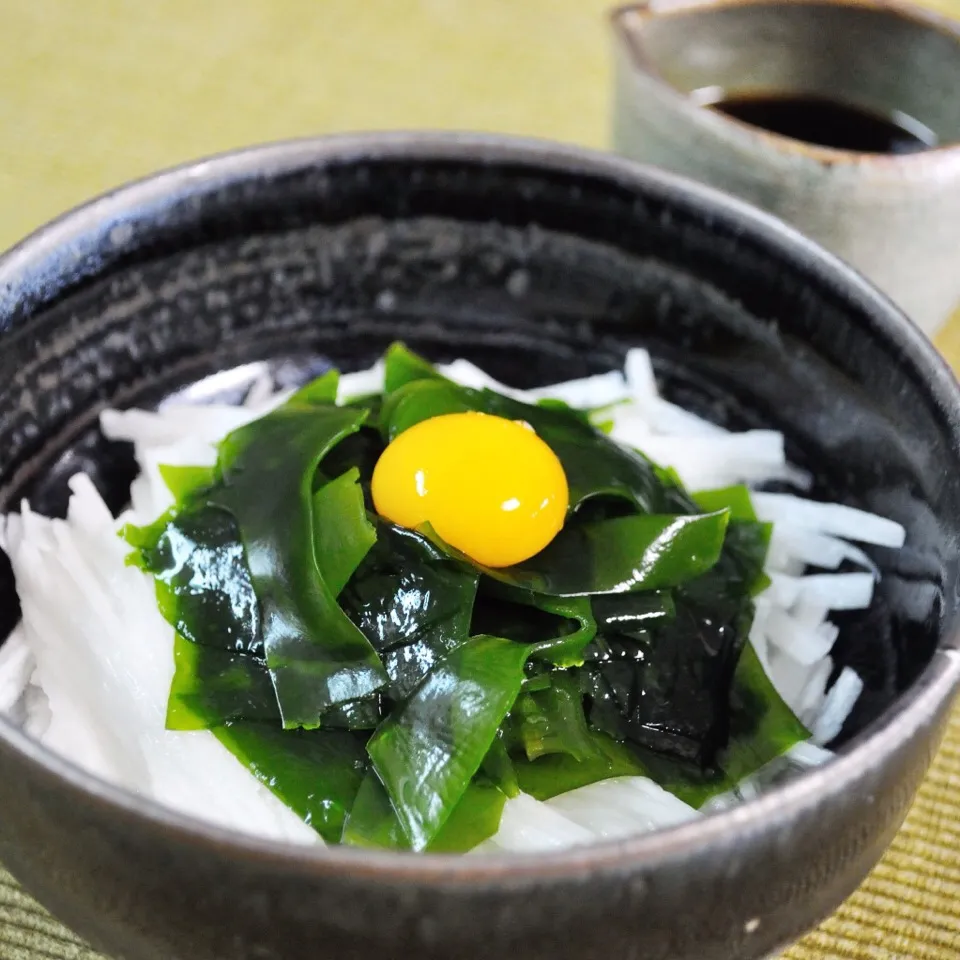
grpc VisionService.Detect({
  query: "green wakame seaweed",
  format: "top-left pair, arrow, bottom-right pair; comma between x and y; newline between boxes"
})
124,342 -> 812,851
366,634 -> 530,850
342,771 -> 506,852
211,402 -> 388,728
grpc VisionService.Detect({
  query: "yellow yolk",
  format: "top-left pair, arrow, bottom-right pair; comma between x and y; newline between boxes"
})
371,412 -> 569,568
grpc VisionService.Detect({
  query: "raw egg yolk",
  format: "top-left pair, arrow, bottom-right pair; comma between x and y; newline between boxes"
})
371,412 -> 569,568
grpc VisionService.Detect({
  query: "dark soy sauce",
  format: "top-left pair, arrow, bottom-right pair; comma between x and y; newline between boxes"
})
711,94 -> 938,154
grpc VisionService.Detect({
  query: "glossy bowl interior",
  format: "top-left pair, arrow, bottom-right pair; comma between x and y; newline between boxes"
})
0,134 -> 958,960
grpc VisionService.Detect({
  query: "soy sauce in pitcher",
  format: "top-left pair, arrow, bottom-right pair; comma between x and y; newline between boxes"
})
709,94 -> 938,154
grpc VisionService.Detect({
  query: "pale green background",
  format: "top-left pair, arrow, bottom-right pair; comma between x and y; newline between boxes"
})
1,2 -> 959,959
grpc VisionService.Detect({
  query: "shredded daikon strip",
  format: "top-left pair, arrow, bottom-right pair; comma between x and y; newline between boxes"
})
752,492 -> 906,548
811,668 -> 865,746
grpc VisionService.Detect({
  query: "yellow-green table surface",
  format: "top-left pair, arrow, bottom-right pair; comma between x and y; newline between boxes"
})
1,2 -> 959,958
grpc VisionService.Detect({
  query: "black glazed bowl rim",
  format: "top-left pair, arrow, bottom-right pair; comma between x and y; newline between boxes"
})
0,131 -> 958,884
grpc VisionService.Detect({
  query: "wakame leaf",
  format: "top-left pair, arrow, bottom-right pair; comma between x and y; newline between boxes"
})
339,772 -> 404,849
426,510 -> 729,597
341,772 -> 506,853
503,671 -> 600,763
212,403 -> 388,728
167,636 -> 382,730
509,618 -> 808,811
321,697 -> 384,730
289,368 -> 340,405
380,378 -> 475,441
512,729 -> 650,800
469,583 -> 597,668
718,643 -> 811,790
479,733 -> 520,798
581,517 -> 771,768
623,644 -> 811,809
166,634 -> 276,730
317,427 -> 386,508
134,503 -> 263,656
366,635 -> 529,851
158,463 -> 217,502
162,462 -> 384,731
341,522 -> 479,701
379,619 -> 471,703
521,595 -> 598,667
383,341 -> 445,393
312,468 -> 377,597
213,721 -> 368,843
693,485 -> 758,523
426,781 -> 508,853
136,399 -> 389,729
591,591 -> 676,630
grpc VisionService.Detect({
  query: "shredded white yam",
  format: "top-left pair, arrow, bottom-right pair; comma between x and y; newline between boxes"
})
770,524 -> 880,574
244,371 -> 277,408
764,607 -> 839,666
338,360 -> 385,402
527,371 -> 630,408
811,668 -> 865,746
0,625 -> 32,715
101,406 -> 254,449
752,492 -> 906,548
545,776 -> 699,839
2,464 -> 320,845
766,572 -> 874,611
624,349 -> 726,437
482,794 -> 596,852
438,359 -> 529,401
788,740 -> 835,768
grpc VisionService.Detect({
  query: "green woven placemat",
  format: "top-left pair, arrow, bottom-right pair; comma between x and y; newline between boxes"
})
0,878 -> 101,960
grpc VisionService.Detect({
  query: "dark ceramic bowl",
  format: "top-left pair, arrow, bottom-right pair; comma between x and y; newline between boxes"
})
0,134 -> 958,960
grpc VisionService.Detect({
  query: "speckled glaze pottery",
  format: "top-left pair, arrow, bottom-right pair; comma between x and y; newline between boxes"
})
611,0 -> 960,337
0,134 -> 958,960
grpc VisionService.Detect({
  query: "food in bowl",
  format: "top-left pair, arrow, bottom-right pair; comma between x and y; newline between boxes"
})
0,341 -> 904,854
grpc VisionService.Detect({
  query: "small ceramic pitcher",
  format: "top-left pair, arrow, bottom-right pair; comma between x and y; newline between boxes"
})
611,0 -> 960,337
